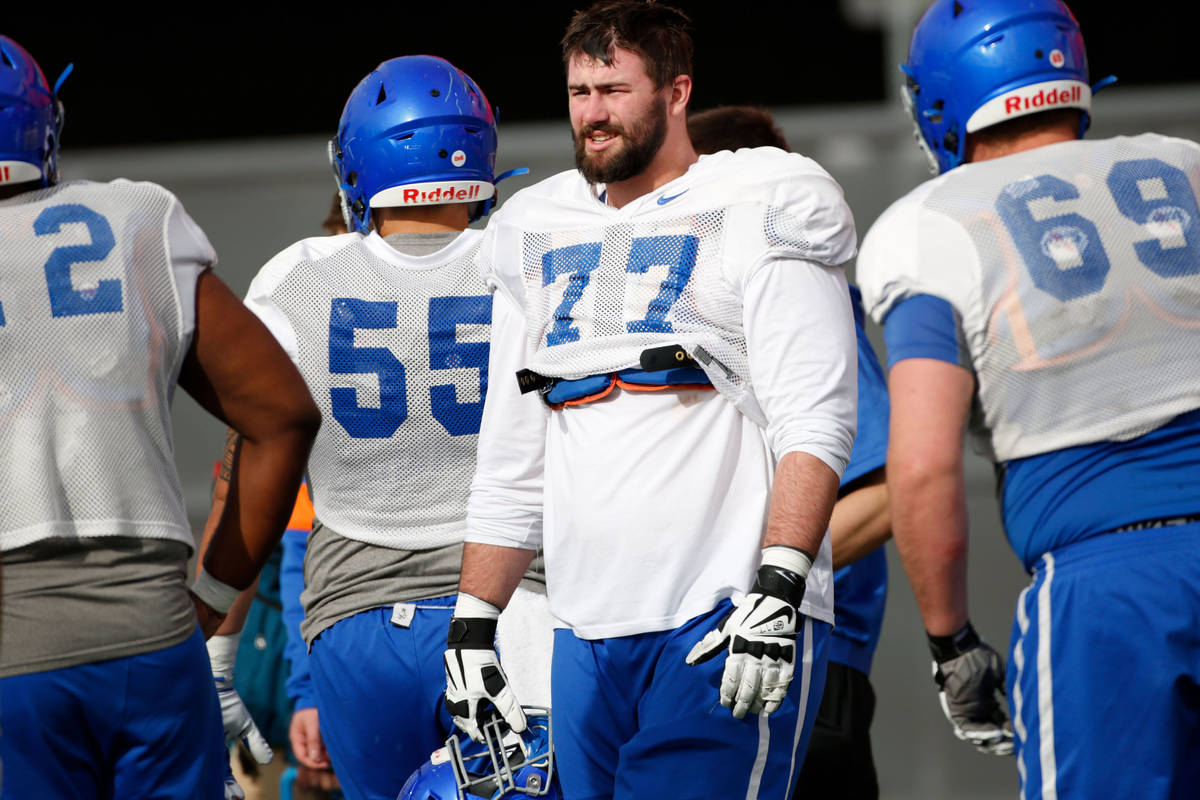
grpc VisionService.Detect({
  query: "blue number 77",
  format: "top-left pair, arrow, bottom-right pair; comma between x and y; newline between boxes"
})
541,234 -> 698,346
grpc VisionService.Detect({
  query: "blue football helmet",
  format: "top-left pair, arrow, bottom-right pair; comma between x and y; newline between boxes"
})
0,36 -> 70,188
397,707 -> 558,800
331,55 -> 514,234
901,0 -> 1112,173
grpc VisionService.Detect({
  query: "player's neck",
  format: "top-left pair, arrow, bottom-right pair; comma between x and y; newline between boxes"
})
965,124 -> 1078,164
0,180 -> 42,200
604,128 -> 698,209
374,203 -> 471,235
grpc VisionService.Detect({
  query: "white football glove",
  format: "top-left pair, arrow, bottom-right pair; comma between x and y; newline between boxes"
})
928,622 -> 1014,756
686,546 -> 811,719
443,593 -> 527,742
207,634 -> 274,765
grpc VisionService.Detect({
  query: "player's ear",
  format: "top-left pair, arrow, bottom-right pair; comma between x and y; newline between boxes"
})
668,74 -> 692,118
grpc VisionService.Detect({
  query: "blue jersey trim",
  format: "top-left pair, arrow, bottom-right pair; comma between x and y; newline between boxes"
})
882,293 -> 963,370
830,288 -> 891,675
829,549 -> 888,675
1001,407 -> 1200,571
843,287 -> 890,490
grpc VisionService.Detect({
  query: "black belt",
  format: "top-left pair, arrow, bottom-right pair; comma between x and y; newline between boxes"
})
1112,514 -> 1200,533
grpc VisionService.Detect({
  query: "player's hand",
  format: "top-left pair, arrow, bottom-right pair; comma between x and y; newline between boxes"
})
223,760 -> 245,800
207,634 -> 275,765
928,622 -> 1014,756
289,707 -> 331,770
443,593 -> 526,742
686,546 -> 811,719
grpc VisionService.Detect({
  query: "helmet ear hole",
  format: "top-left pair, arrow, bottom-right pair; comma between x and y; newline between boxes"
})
0,46 -> 14,69
376,85 -> 387,105
347,171 -> 358,187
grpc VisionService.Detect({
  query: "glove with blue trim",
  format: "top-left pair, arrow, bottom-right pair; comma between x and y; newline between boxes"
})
207,632 -> 274,791
685,546 -> 811,719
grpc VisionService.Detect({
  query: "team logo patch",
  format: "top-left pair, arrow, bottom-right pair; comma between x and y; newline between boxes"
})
1049,49 -> 1065,68
451,150 -> 467,167
1145,205 -> 1191,246
1040,225 -> 1089,266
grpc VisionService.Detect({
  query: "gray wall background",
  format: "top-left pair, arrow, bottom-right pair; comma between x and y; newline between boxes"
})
61,84 -> 1200,798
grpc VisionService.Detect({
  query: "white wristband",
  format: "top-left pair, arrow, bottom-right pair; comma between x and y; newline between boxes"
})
206,632 -> 239,675
761,545 -> 813,580
191,567 -> 241,616
455,592 -> 501,619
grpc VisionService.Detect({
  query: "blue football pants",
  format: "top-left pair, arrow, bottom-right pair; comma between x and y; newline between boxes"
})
552,600 -> 831,800
0,627 -> 225,799
307,599 -> 457,800
1008,523 -> 1200,800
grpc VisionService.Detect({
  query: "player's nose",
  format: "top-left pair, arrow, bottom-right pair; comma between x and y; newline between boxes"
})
578,93 -> 610,127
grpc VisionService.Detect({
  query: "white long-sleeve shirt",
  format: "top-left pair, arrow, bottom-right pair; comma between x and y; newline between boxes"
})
468,148 -> 858,638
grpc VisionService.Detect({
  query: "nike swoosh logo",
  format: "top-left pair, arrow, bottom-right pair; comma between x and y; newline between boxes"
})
657,190 -> 688,205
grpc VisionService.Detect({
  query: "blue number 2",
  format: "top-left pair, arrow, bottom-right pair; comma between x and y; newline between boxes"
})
328,295 -> 492,439
34,204 -> 121,317
998,158 -> 1200,301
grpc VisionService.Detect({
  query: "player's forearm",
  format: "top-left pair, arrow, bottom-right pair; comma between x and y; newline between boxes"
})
886,358 -> 975,636
213,578 -> 260,636
830,472 -> 891,569
203,431 -> 311,591
762,451 -> 841,557
889,455 -> 969,636
458,542 -> 536,610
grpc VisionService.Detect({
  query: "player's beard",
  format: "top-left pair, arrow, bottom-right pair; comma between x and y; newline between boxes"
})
573,96 -> 669,185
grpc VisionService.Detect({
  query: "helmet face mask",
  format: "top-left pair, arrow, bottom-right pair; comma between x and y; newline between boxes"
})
901,0 -> 1094,174
0,36 -> 66,189
329,55 -> 501,234
397,707 -> 558,800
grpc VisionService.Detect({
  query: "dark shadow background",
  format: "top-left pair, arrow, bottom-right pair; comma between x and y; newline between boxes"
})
5,1 -> 1195,148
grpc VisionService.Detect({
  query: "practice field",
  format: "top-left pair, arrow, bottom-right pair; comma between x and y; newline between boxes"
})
61,83 -> 1198,798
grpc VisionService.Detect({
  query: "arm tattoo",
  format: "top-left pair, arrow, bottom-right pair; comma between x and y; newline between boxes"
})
219,427 -> 240,484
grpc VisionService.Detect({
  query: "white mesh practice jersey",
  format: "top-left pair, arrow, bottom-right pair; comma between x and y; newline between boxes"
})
858,134 -> 1200,461
479,147 -> 857,426
468,149 -> 860,636
0,179 -> 213,552
245,230 -> 492,549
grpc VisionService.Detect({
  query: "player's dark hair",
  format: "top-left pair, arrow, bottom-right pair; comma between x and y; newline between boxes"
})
967,108 -> 1082,155
561,0 -> 693,89
688,105 -> 790,155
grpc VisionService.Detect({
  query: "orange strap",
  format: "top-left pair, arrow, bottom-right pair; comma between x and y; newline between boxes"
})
287,482 -> 315,532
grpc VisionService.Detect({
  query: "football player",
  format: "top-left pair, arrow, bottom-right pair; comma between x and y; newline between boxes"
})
0,35 -> 319,799
689,105 -> 892,800
214,55 -> 550,800
441,3 -> 859,799
856,1 -> 1200,797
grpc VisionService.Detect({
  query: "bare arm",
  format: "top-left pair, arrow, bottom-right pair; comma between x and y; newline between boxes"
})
762,451 -> 842,557
887,358 -> 974,636
192,428 -> 259,636
458,542 -> 536,610
830,468 -> 891,570
179,271 -> 319,605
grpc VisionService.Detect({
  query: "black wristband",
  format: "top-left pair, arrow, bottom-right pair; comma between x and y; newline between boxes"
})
927,620 -> 981,663
753,564 -> 807,608
446,616 -> 498,650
